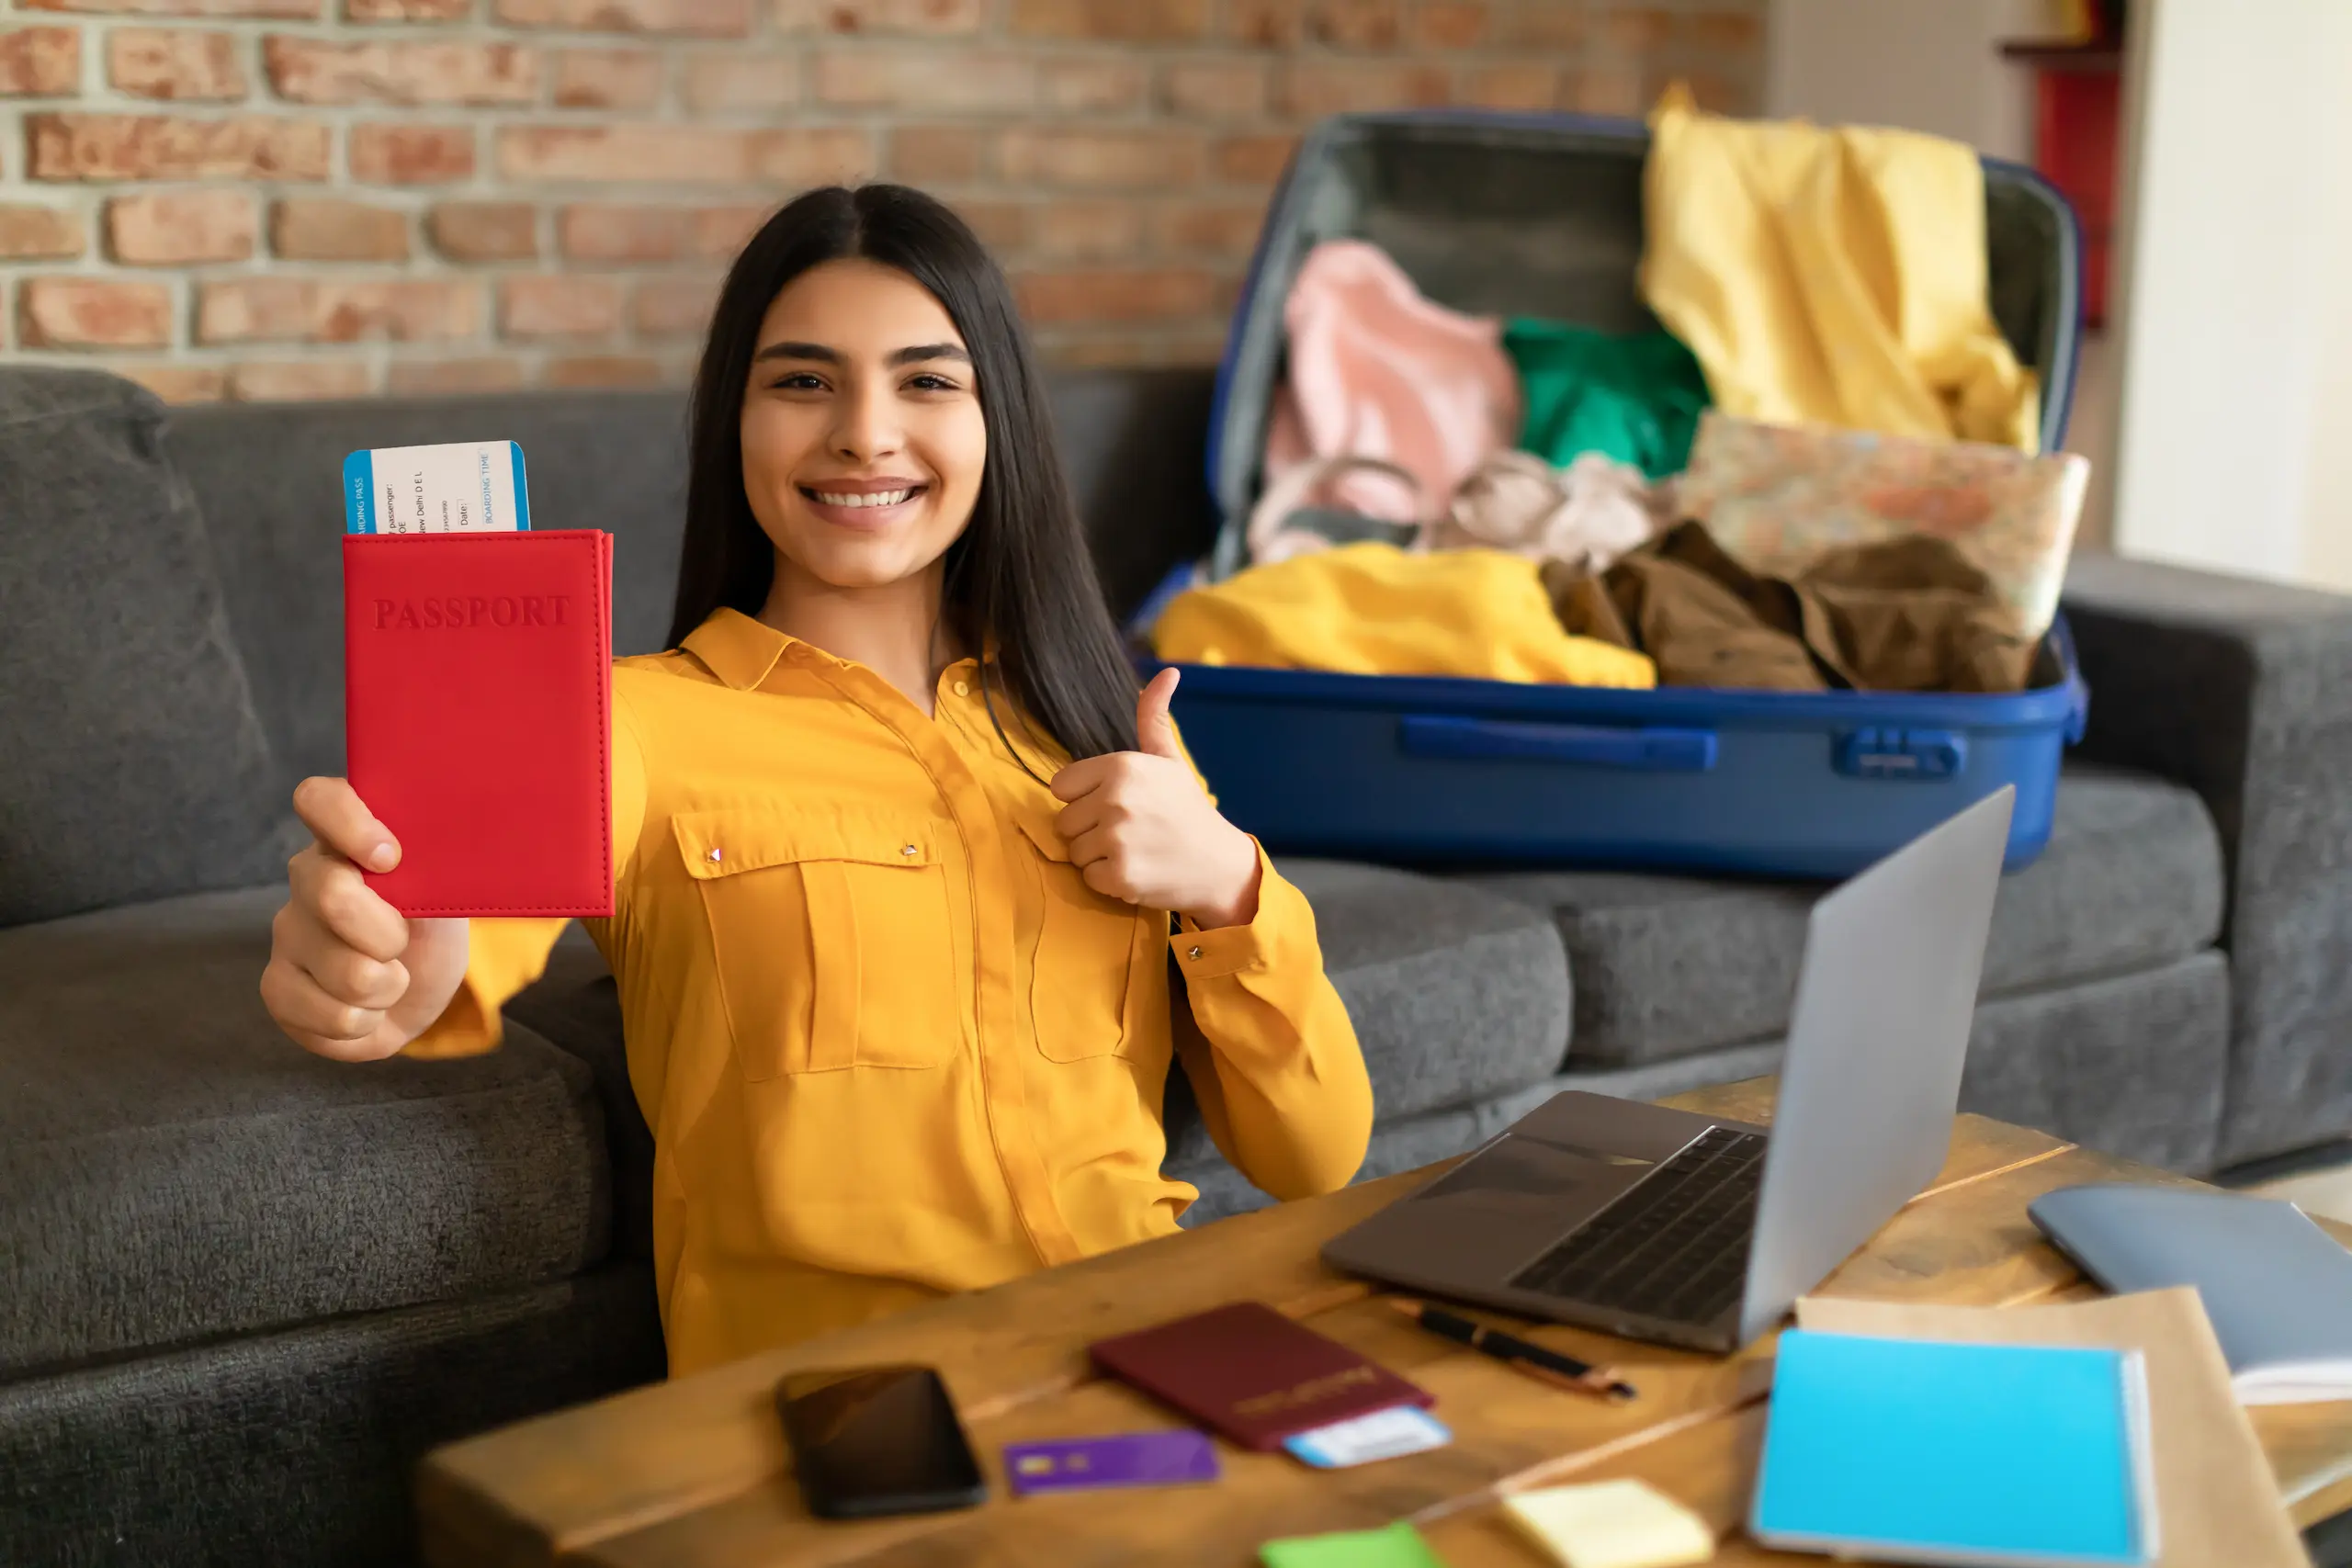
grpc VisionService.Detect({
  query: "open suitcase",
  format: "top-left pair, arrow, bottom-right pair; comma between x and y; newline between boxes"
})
1153,110 -> 2088,877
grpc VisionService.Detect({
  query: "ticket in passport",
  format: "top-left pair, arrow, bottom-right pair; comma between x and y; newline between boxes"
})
344,441 -> 531,535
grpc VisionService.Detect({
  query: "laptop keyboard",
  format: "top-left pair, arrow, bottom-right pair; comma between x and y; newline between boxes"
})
1506,1126 -> 1766,1325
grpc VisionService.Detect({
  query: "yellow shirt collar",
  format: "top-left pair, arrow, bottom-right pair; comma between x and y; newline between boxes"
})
680,607 -> 794,692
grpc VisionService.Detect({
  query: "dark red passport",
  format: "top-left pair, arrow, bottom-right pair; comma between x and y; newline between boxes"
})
342,529 -> 612,919
1088,1301 -> 1434,1451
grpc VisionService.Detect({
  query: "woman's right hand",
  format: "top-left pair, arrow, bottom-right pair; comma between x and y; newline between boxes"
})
261,777 -> 470,1062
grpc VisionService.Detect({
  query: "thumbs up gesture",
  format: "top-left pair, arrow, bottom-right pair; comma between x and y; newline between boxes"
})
1047,667 -> 1264,930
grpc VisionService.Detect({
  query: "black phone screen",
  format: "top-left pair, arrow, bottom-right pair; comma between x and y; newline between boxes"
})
776,1364 -> 986,1519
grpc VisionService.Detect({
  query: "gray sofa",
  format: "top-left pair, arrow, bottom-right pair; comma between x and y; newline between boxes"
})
5,363 -> 2350,1565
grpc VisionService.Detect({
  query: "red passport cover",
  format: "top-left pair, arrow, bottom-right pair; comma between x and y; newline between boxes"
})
1087,1301 -> 1434,1451
343,529 -> 612,919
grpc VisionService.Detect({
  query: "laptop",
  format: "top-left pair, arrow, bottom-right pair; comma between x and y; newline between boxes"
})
1322,786 -> 2016,1354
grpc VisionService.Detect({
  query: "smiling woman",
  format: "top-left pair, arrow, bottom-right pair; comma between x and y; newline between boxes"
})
258,182 -> 1375,1378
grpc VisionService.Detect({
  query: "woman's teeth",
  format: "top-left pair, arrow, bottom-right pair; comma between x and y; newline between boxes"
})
814,489 -> 914,509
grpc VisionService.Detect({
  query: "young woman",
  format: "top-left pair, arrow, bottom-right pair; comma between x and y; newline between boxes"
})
259,184 -> 1374,1377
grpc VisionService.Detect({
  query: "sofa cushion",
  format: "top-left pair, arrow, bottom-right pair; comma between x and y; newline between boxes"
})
1275,859 -> 1571,1122
0,367 -> 297,927
0,888 -> 610,1380
1461,764 -> 2226,1070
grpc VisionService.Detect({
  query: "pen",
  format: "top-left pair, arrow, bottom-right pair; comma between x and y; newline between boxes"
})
1389,1299 -> 1638,1403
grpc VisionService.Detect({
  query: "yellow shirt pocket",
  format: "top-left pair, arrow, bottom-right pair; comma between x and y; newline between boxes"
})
674,807 -> 960,1077
1013,808 -> 1159,1064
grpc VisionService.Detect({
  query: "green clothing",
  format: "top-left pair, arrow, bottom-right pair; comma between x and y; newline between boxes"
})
1504,317 -> 1713,479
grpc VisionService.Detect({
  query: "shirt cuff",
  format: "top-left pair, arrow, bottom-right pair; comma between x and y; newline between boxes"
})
1171,839 -> 1281,980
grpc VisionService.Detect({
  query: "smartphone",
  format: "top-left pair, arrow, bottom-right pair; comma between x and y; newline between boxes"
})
776,1364 -> 987,1519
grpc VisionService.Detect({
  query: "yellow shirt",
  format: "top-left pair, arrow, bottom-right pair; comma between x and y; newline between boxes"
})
1639,83 -> 2041,452
1151,544 -> 1657,688
408,608 -> 1374,1376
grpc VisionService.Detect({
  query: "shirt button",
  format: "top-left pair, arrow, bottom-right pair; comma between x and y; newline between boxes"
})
902,844 -> 920,858
1188,945 -> 1204,961
954,680 -> 970,697
707,847 -> 723,863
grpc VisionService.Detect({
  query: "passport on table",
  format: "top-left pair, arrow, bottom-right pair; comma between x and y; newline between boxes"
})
1087,1301 -> 1434,1451
343,529 -> 613,919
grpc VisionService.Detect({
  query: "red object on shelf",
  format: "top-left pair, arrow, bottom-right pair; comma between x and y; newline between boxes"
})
2035,66 -> 2120,327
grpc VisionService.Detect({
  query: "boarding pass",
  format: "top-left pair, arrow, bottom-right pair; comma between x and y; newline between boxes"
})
345,441 -> 532,535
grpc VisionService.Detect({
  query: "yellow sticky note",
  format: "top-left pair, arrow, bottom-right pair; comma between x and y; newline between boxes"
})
1502,1479 -> 1714,1568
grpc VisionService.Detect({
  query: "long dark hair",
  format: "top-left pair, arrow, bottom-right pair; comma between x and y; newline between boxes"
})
667,183 -> 1137,763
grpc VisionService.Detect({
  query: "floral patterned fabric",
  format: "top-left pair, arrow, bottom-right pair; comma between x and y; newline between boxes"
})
1668,411 -> 2089,638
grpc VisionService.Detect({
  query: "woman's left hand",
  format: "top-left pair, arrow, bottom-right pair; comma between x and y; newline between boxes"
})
1049,668 -> 1262,929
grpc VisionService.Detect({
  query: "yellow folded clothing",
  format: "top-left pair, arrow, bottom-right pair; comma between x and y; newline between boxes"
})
1151,543 -> 1657,688
1640,83 -> 2041,453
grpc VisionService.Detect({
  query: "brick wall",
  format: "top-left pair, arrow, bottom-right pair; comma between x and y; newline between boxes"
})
0,0 -> 1764,403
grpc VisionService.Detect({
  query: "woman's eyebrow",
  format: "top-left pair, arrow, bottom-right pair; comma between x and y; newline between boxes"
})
887,343 -> 972,367
752,341 -> 839,364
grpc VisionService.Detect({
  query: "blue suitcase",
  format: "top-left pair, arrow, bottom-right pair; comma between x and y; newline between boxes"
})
1156,110 -> 2087,877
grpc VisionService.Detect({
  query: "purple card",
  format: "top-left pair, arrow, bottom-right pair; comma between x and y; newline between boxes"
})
1002,1430 -> 1220,1496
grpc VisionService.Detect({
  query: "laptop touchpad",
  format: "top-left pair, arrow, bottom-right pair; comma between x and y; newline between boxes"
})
1388,1136 -> 1650,1278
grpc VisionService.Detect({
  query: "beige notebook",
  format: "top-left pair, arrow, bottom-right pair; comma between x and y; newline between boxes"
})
1795,1288 -> 2303,1568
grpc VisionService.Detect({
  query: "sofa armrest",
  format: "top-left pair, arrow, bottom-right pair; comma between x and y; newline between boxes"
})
2060,552 -> 2352,1164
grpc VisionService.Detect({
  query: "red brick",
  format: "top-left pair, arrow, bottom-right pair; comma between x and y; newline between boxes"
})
1012,266 -> 1216,325
1000,128 -> 1204,189
23,0 -> 314,17
387,356 -> 526,394
954,199 -> 1023,251
1600,6 -> 1676,51
1506,6 -> 1583,48
1563,67 -> 1642,117
0,203 -> 85,258
1461,62 -> 1558,110
554,47 -> 663,108
1010,0 -> 1205,41
1411,0 -> 1487,48
754,126 -> 874,184
1225,0 -> 1301,45
813,48 -> 1030,112
558,202 -> 686,262
499,274 -> 622,338
1688,6 -> 1763,52
1152,198 -> 1264,257
197,277 -> 481,342
1,27 -> 80,96
888,126 -> 987,183
692,202 -> 767,256
273,196 -> 411,261
496,0 -> 747,34
19,277 -> 173,348
108,29 -> 246,100
345,0 -> 469,17
545,355 -> 665,388
773,0 -> 978,31
349,122 -> 475,183
1160,59 -> 1264,119
632,274 -> 718,337
1042,57 -> 1144,113
264,37 -> 536,105
498,124 -> 753,183
230,359 -> 374,400
1677,69 -> 1746,114
120,363 -> 227,401
1215,132 -> 1295,185
1310,0 -> 1401,47
1276,60 -> 1450,118
428,200 -> 536,259
1031,199 -> 1140,259
680,53 -> 797,114
107,190 -> 256,263
28,112 -> 330,181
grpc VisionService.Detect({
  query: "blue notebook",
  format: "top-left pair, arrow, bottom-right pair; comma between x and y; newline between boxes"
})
1752,1331 -> 2156,1566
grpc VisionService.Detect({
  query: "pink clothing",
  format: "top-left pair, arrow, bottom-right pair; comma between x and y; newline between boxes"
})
1263,240 -> 1521,527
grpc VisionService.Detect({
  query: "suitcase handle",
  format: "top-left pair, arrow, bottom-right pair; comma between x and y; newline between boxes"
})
1398,716 -> 1720,772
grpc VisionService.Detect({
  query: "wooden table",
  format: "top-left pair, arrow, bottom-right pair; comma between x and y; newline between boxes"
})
419,1079 -> 2352,1566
